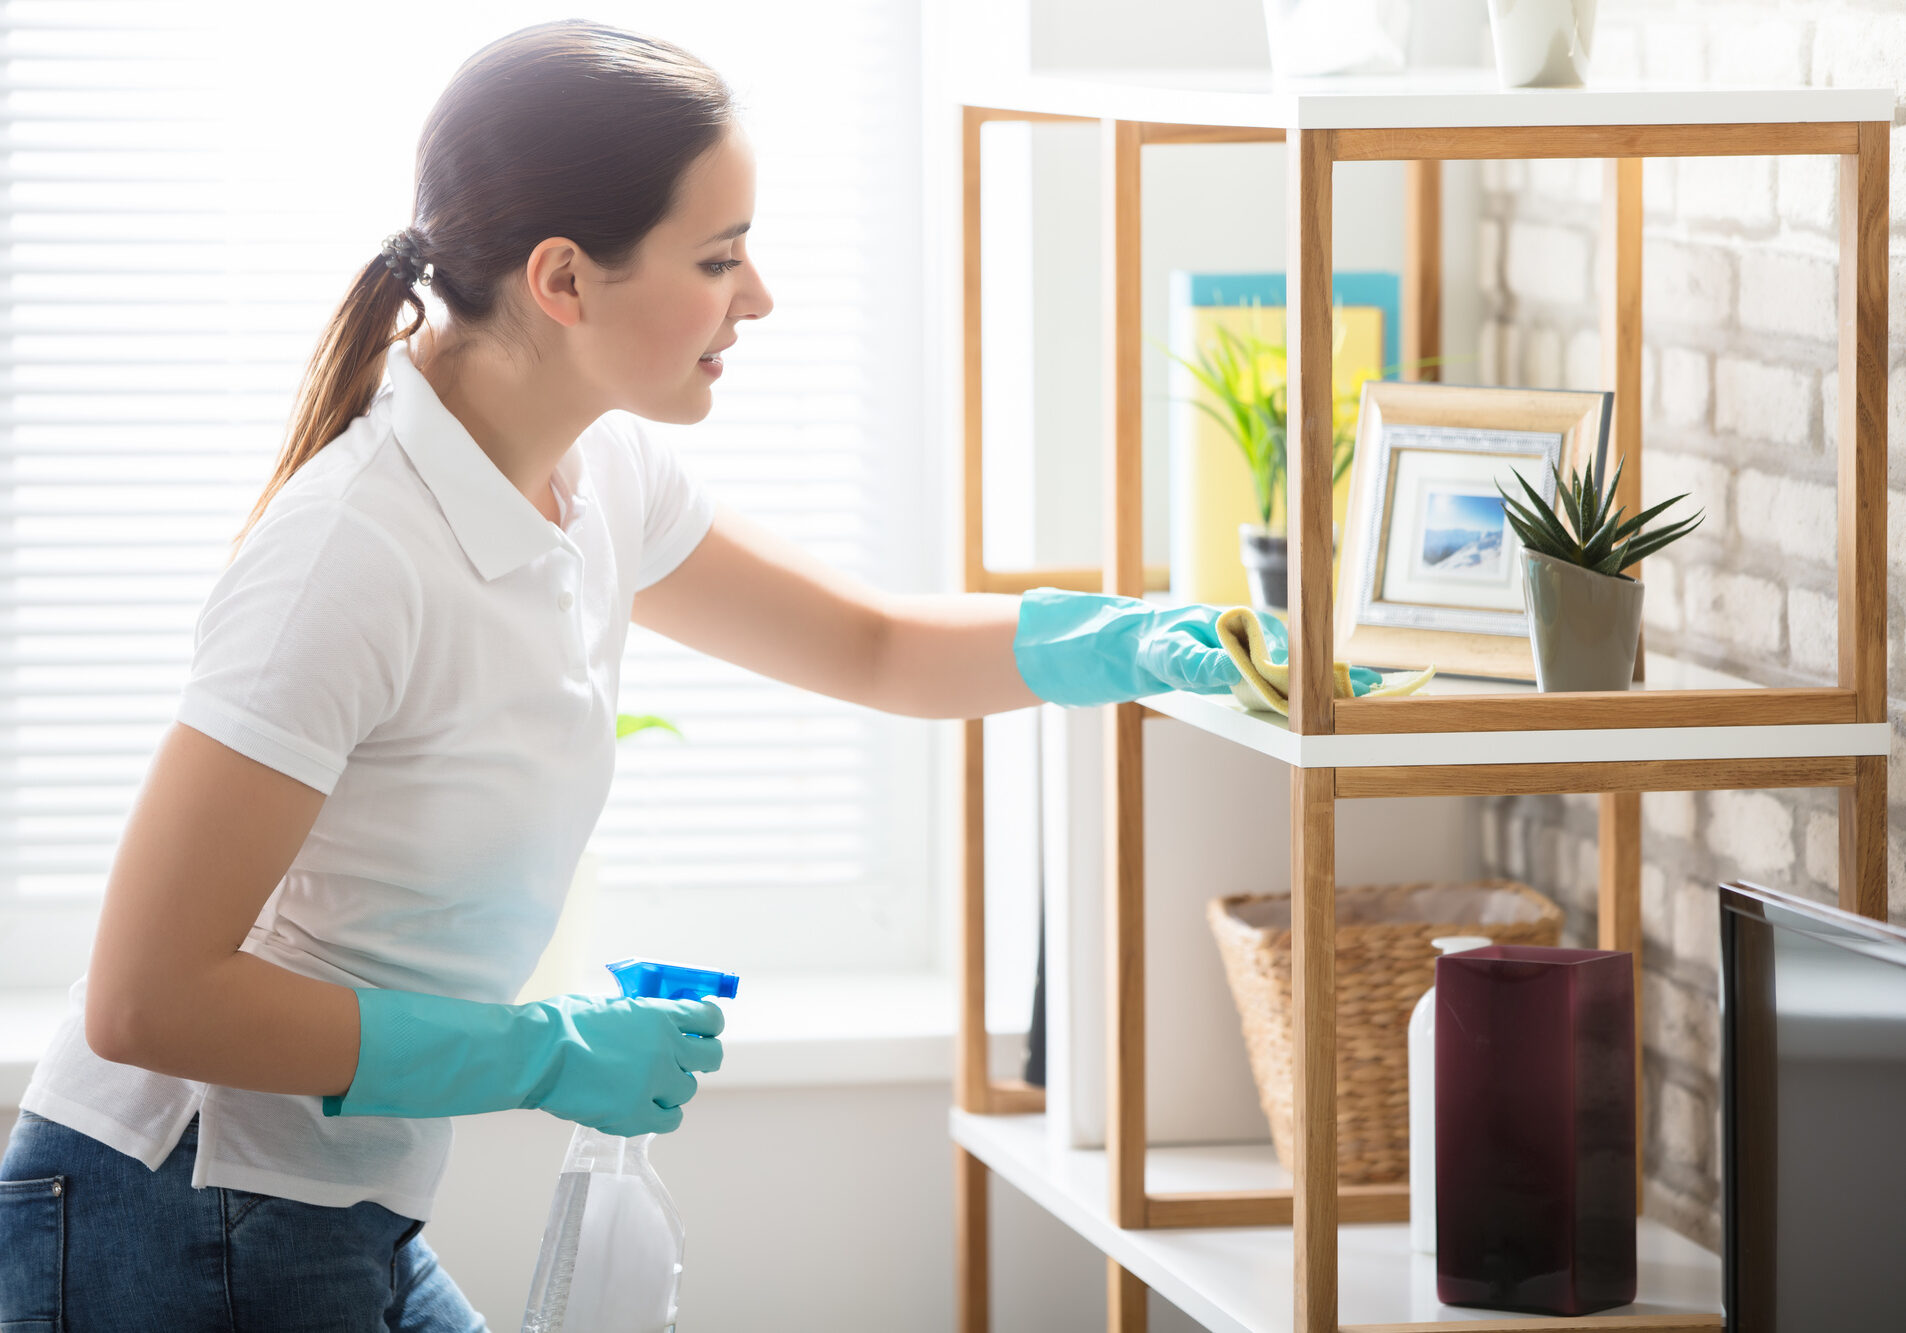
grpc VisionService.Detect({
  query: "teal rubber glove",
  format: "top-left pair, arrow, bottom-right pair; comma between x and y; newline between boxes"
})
321,986 -> 724,1137
1013,587 -> 1245,706
1013,587 -> 1387,707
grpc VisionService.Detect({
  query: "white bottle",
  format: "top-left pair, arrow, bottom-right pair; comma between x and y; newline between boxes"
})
521,1127 -> 685,1333
1408,934 -> 1493,1254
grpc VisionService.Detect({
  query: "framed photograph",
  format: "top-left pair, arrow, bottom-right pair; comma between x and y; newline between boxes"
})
1335,382 -> 1612,682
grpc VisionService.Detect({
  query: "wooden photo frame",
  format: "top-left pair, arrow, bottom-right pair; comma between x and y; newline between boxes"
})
1335,382 -> 1612,682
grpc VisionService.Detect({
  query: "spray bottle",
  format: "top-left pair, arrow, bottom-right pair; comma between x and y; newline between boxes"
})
520,959 -> 740,1333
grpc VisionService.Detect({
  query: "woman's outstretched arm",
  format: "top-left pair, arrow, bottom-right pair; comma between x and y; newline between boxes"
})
629,501 -> 1042,719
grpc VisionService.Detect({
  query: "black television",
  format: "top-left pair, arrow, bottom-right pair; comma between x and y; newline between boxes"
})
1719,880 -> 1906,1332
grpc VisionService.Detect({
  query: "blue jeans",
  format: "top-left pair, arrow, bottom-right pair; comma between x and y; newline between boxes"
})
0,1108 -> 488,1332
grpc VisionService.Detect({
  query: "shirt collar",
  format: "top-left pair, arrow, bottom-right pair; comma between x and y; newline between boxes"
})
385,339 -> 592,582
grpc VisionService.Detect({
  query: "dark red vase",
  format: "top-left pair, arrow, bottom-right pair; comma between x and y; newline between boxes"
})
1435,945 -> 1637,1315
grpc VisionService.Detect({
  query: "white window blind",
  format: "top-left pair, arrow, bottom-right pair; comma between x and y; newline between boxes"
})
0,0 -> 937,988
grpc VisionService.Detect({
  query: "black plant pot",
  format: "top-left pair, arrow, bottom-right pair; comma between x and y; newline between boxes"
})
1238,524 -> 1288,612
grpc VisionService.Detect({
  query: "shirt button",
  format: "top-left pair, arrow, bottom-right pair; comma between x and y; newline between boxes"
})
558,591 -> 574,612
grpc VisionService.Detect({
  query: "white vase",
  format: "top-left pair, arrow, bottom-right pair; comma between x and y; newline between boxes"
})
1486,0 -> 1597,88
1408,933 -> 1495,1254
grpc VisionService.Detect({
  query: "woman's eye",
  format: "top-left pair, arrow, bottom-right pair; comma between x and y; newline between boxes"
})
702,259 -> 743,276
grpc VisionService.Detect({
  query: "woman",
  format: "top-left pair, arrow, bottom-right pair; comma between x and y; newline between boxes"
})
0,19 -> 1255,1330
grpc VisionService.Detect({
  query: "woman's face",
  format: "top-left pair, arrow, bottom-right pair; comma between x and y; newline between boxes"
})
579,124 -> 773,424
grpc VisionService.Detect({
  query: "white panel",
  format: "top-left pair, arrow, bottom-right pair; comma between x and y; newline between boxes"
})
1042,705 -> 1485,1149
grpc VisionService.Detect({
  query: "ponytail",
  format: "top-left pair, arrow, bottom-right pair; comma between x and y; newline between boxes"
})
226,248 -> 427,564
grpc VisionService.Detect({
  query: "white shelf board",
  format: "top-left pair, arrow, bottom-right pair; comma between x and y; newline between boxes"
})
952,1109 -> 1723,1333
959,65 -> 1894,131
1134,650 -> 1889,771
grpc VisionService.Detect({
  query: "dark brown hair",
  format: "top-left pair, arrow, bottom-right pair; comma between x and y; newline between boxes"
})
228,19 -> 736,559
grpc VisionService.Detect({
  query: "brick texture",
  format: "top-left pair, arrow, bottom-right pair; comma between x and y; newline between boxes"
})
1477,0 -> 1905,1255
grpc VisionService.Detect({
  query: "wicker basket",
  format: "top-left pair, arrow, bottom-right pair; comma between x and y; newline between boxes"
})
1207,879 -> 1562,1185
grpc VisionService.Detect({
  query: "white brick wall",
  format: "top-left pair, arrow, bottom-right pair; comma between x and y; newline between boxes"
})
1643,239 -> 1732,326
1710,17 -> 1810,85
1714,356 -> 1813,446
1812,9 -> 1906,93
1672,885 -> 1722,978
1645,789 -> 1697,842
1505,221 -> 1591,305
1787,585 -> 1838,674
1776,154 -> 1837,234
1738,250 -> 1837,344
1805,809 -> 1839,888
1688,568 -> 1784,655
1639,20 -> 1705,82
1704,791 -> 1795,880
1677,155 -> 1777,233
1736,469 -> 1836,565
1643,450 -> 1730,520
1657,347 -> 1711,427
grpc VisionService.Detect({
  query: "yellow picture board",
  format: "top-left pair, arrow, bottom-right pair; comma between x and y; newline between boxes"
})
1168,272 -> 1396,609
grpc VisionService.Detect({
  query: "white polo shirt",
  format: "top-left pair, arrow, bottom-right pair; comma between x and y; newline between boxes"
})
19,338 -> 716,1221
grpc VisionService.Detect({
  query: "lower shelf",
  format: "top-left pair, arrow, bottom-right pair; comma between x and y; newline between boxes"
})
950,1109 -> 1724,1333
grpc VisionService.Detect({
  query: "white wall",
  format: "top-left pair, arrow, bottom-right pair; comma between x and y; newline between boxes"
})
429,1086 -> 1196,1330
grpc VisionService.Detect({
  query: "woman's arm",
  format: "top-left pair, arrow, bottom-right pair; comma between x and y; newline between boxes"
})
84,720 -> 359,1097
629,502 -> 1042,719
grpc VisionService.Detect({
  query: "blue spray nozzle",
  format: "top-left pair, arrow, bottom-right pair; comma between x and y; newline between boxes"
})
606,958 -> 741,1002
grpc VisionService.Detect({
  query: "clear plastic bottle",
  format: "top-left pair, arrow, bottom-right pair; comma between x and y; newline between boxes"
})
1408,934 -> 1491,1255
521,1128 -> 685,1333
520,959 -> 738,1333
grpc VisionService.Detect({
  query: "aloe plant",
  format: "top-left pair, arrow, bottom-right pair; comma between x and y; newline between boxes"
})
1152,304 -> 1366,534
1496,453 -> 1703,579
1153,299 -> 1450,535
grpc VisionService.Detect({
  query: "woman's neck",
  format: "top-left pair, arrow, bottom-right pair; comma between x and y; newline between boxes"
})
411,321 -> 583,519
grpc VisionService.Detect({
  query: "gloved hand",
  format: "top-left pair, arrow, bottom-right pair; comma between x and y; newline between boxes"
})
1013,586 -> 1263,706
322,986 -> 724,1137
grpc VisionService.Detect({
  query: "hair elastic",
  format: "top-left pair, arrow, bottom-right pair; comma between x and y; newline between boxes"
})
379,229 -> 431,288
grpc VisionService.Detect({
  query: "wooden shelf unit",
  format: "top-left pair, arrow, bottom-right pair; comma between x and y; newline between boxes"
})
951,68 -> 1893,1333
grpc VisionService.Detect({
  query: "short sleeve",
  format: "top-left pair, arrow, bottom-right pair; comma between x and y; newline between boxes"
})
173,500 -> 423,795
623,415 -> 717,592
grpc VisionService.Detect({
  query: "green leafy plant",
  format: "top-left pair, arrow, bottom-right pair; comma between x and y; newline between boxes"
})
1152,302 -> 1365,535
615,712 -> 680,741
1496,453 -> 1703,580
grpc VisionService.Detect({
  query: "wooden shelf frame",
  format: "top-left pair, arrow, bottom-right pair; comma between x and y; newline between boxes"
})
952,89 -> 1889,1333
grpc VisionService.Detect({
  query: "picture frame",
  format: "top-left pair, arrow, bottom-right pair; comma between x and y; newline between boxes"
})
1334,382 -> 1613,682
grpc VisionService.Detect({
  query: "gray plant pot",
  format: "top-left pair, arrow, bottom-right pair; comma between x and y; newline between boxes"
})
1239,523 -> 1288,612
1520,549 -> 1644,691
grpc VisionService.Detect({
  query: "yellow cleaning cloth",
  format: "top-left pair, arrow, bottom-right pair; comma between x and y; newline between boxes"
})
1213,607 -> 1437,716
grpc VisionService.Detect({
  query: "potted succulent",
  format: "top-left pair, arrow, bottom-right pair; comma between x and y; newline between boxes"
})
1496,454 -> 1703,692
1157,305 -> 1364,612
